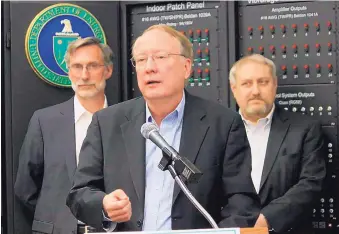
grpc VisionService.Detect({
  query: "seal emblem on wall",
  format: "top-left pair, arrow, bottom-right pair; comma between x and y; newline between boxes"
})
25,3 -> 106,87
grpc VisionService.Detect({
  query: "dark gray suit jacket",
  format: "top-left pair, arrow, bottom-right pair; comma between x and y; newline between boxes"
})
15,98 -> 85,234
66,92 -> 260,231
259,107 -> 326,233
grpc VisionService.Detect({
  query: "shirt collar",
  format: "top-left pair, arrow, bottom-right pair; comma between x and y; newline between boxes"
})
239,103 -> 275,127
146,91 -> 186,124
74,95 -> 108,123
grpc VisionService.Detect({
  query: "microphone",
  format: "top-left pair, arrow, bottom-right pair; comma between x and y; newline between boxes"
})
141,122 -> 202,183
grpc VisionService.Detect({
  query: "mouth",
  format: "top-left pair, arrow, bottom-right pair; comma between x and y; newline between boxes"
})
146,80 -> 161,85
249,100 -> 265,105
78,84 -> 94,87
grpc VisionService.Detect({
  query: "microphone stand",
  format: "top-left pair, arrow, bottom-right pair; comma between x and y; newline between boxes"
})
159,151 -> 219,229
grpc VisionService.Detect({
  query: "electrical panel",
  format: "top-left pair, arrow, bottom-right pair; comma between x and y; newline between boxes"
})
315,126 -> 338,231
123,1 -> 230,106
120,1 -> 339,233
240,2 -> 336,86
238,1 -> 339,233
275,85 -> 337,126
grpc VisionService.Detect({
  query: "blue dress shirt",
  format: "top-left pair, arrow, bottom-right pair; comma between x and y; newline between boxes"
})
143,93 -> 185,231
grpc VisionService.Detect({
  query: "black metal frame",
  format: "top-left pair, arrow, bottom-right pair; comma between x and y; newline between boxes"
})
2,1 -> 13,234
227,1 -> 239,111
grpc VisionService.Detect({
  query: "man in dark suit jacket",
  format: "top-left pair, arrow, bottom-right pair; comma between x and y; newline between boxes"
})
66,24 -> 260,231
14,37 -> 113,234
230,54 -> 326,234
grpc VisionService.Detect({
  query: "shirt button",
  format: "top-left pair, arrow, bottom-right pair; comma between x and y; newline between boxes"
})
137,220 -> 143,227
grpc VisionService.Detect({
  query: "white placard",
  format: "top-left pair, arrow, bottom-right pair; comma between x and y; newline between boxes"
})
92,228 -> 240,234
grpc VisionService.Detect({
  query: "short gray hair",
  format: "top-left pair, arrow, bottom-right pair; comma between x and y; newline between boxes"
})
64,37 -> 113,68
132,24 -> 194,62
229,54 -> 277,84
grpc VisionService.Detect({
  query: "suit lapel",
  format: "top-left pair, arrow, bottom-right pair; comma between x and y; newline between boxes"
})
59,98 -> 77,183
121,98 -> 146,210
60,97 -> 112,183
259,108 -> 289,192
172,93 -> 209,205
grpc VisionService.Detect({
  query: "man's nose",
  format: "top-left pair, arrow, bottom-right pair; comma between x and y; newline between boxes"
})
144,57 -> 157,73
80,66 -> 90,79
251,84 -> 260,94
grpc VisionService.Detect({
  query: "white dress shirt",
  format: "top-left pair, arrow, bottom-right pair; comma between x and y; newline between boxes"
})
74,95 -> 107,227
74,96 -> 108,164
239,105 -> 275,193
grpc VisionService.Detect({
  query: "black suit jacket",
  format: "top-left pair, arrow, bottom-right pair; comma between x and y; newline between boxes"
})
14,97 -> 105,234
259,107 -> 326,233
66,92 -> 260,231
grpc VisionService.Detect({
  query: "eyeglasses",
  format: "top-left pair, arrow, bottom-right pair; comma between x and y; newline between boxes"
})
130,52 -> 186,68
69,63 -> 106,73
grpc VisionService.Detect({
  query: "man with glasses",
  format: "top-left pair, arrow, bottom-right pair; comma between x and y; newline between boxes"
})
66,24 -> 260,231
15,37 -> 113,234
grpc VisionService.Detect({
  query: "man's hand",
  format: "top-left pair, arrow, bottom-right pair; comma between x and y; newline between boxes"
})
103,189 -> 132,223
254,214 -> 268,227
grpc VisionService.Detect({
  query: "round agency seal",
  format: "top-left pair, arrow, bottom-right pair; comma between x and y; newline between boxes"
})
25,3 -> 106,87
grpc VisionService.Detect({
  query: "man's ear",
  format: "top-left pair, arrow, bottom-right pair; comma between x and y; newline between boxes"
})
184,58 -> 192,79
230,80 -> 236,94
105,65 -> 113,80
273,76 -> 278,87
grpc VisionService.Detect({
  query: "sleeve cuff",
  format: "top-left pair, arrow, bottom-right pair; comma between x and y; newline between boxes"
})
102,210 -> 117,232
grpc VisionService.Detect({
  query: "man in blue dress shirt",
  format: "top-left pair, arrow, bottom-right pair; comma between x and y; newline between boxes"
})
67,24 -> 260,231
